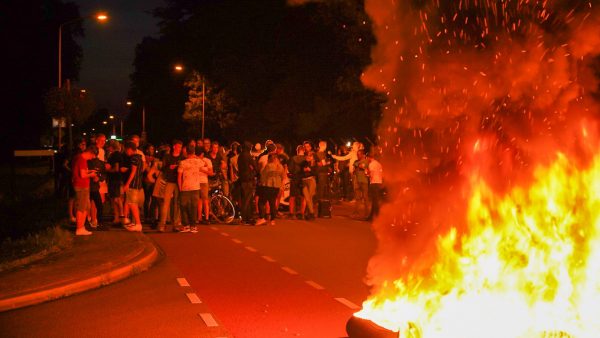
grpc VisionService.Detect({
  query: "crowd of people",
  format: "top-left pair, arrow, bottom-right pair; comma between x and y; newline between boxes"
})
55,133 -> 385,236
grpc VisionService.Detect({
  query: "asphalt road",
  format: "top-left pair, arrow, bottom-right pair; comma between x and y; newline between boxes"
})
0,203 -> 377,338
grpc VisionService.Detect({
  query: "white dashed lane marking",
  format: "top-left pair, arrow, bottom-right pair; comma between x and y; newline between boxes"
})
199,313 -> 219,327
281,266 -> 298,275
186,293 -> 202,304
177,278 -> 190,287
220,232 -> 230,237
231,238 -> 243,244
335,297 -> 360,310
261,255 -> 276,262
210,226 -> 219,231
305,280 -> 325,290
245,246 -> 258,252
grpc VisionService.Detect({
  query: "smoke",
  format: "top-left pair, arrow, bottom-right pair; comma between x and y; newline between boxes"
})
363,0 -> 600,294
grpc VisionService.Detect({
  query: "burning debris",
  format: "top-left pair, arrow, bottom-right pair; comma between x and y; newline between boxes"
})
351,0 -> 600,337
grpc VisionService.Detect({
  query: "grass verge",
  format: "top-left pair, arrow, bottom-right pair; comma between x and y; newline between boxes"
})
0,225 -> 73,272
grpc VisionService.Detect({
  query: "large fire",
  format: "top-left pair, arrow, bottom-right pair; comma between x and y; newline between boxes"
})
356,150 -> 600,337
348,0 -> 600,337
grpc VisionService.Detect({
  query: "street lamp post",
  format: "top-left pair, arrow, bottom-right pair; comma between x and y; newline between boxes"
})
57,12 -> 108,148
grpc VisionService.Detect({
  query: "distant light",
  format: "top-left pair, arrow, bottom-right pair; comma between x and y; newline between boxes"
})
346,142 -> 352,147
92,128 -> 95,131
102,121 -> 108,125
126,101 -> 132,106
80,89 -> 86,93
96,13 -> 108,21
109,115 -> 114,119
174,64 -> 184,72
110,135 -> 117,140
71,124 -> 75,127
83,132 -> 87,136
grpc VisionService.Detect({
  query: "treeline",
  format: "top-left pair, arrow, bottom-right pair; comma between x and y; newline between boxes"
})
127,0 -> 385,144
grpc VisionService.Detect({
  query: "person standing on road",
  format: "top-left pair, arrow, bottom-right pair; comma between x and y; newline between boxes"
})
352,149 -> 370,220
287,145 -> 305,219
177,144 -> 203,233
367,149 -> 383,221
158,140 -> 184,232
195,148 -> 213,225
238,141 -> 257,225
87,145 -> 106,229
71,145 -> 98,236
256,153 -> 285,225
301,151 -> 317,220
123,142 -> 145,232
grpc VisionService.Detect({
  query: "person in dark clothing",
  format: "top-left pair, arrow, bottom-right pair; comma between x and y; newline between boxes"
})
87,145 -> 106,228
158,140 -> 184,232
237,141 -> 257,224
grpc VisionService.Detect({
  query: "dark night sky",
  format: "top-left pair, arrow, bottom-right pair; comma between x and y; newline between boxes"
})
73,0 -> 163,113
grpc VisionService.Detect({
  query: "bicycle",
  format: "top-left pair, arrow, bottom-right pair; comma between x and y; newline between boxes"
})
209,179 -> 236,224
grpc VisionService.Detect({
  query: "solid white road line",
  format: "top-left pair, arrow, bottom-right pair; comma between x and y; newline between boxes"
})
199,313 -> 219,327
305,280 -> 325,290
186,293 -> 202,304
281,266 -> 298,275
335,297 -> 361,310
231,238 -> 243,244
177,278 -> 190,287
245,246 -> 257,252
261,255 -> 276,262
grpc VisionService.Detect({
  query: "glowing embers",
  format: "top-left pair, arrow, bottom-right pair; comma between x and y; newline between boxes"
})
354,153 -> 600,338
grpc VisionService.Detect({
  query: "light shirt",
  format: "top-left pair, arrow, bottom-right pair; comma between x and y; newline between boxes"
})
98,147 -> 106,162
368,159 -> 383,184
178,157 -> 209,191
198,157 -> 212,184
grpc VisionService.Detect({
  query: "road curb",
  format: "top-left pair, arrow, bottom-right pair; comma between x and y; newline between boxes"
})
0,234 -> 160,312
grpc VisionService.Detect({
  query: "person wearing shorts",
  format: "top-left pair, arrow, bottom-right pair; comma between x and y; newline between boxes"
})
195,149 -> 213,225
123,142 -> 145,232
72,146 -> 98,235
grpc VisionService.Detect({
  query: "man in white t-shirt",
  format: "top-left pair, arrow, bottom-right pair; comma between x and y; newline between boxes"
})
195,148 -> 213,225
177,145 -> 212,232
367,149 -> 383,221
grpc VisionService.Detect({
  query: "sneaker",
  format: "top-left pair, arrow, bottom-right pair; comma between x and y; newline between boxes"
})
255,218 -> 267,226
190,226 -> 198,233
75,228 -> 92,236
158,225 -> 166,233
90,220 -> 98,229
121,217 -> 131,225
69,217 -> 76,223
179,226 -> 191,233
126,223 -> 142,232
270,220 -> 276,225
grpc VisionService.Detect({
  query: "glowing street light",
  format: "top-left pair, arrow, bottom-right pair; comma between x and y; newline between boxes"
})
58,12 -> 109,88
126,100 -> 132,106
174,64 -> 184,72
96,13 -> 108,21
109,115 -> 114,119
102,121 -> 108,125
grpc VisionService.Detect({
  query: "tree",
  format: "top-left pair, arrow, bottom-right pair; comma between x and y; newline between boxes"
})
0,0 -> 84,157
183,71 -> 239,138
130,0 -> 383,144
44,81 -> 95,148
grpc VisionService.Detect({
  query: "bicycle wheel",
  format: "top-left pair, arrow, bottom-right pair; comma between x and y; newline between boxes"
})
210,194 -> 236,224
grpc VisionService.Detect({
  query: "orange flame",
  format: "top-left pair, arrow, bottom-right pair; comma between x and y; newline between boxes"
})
356,152 -> 600,337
